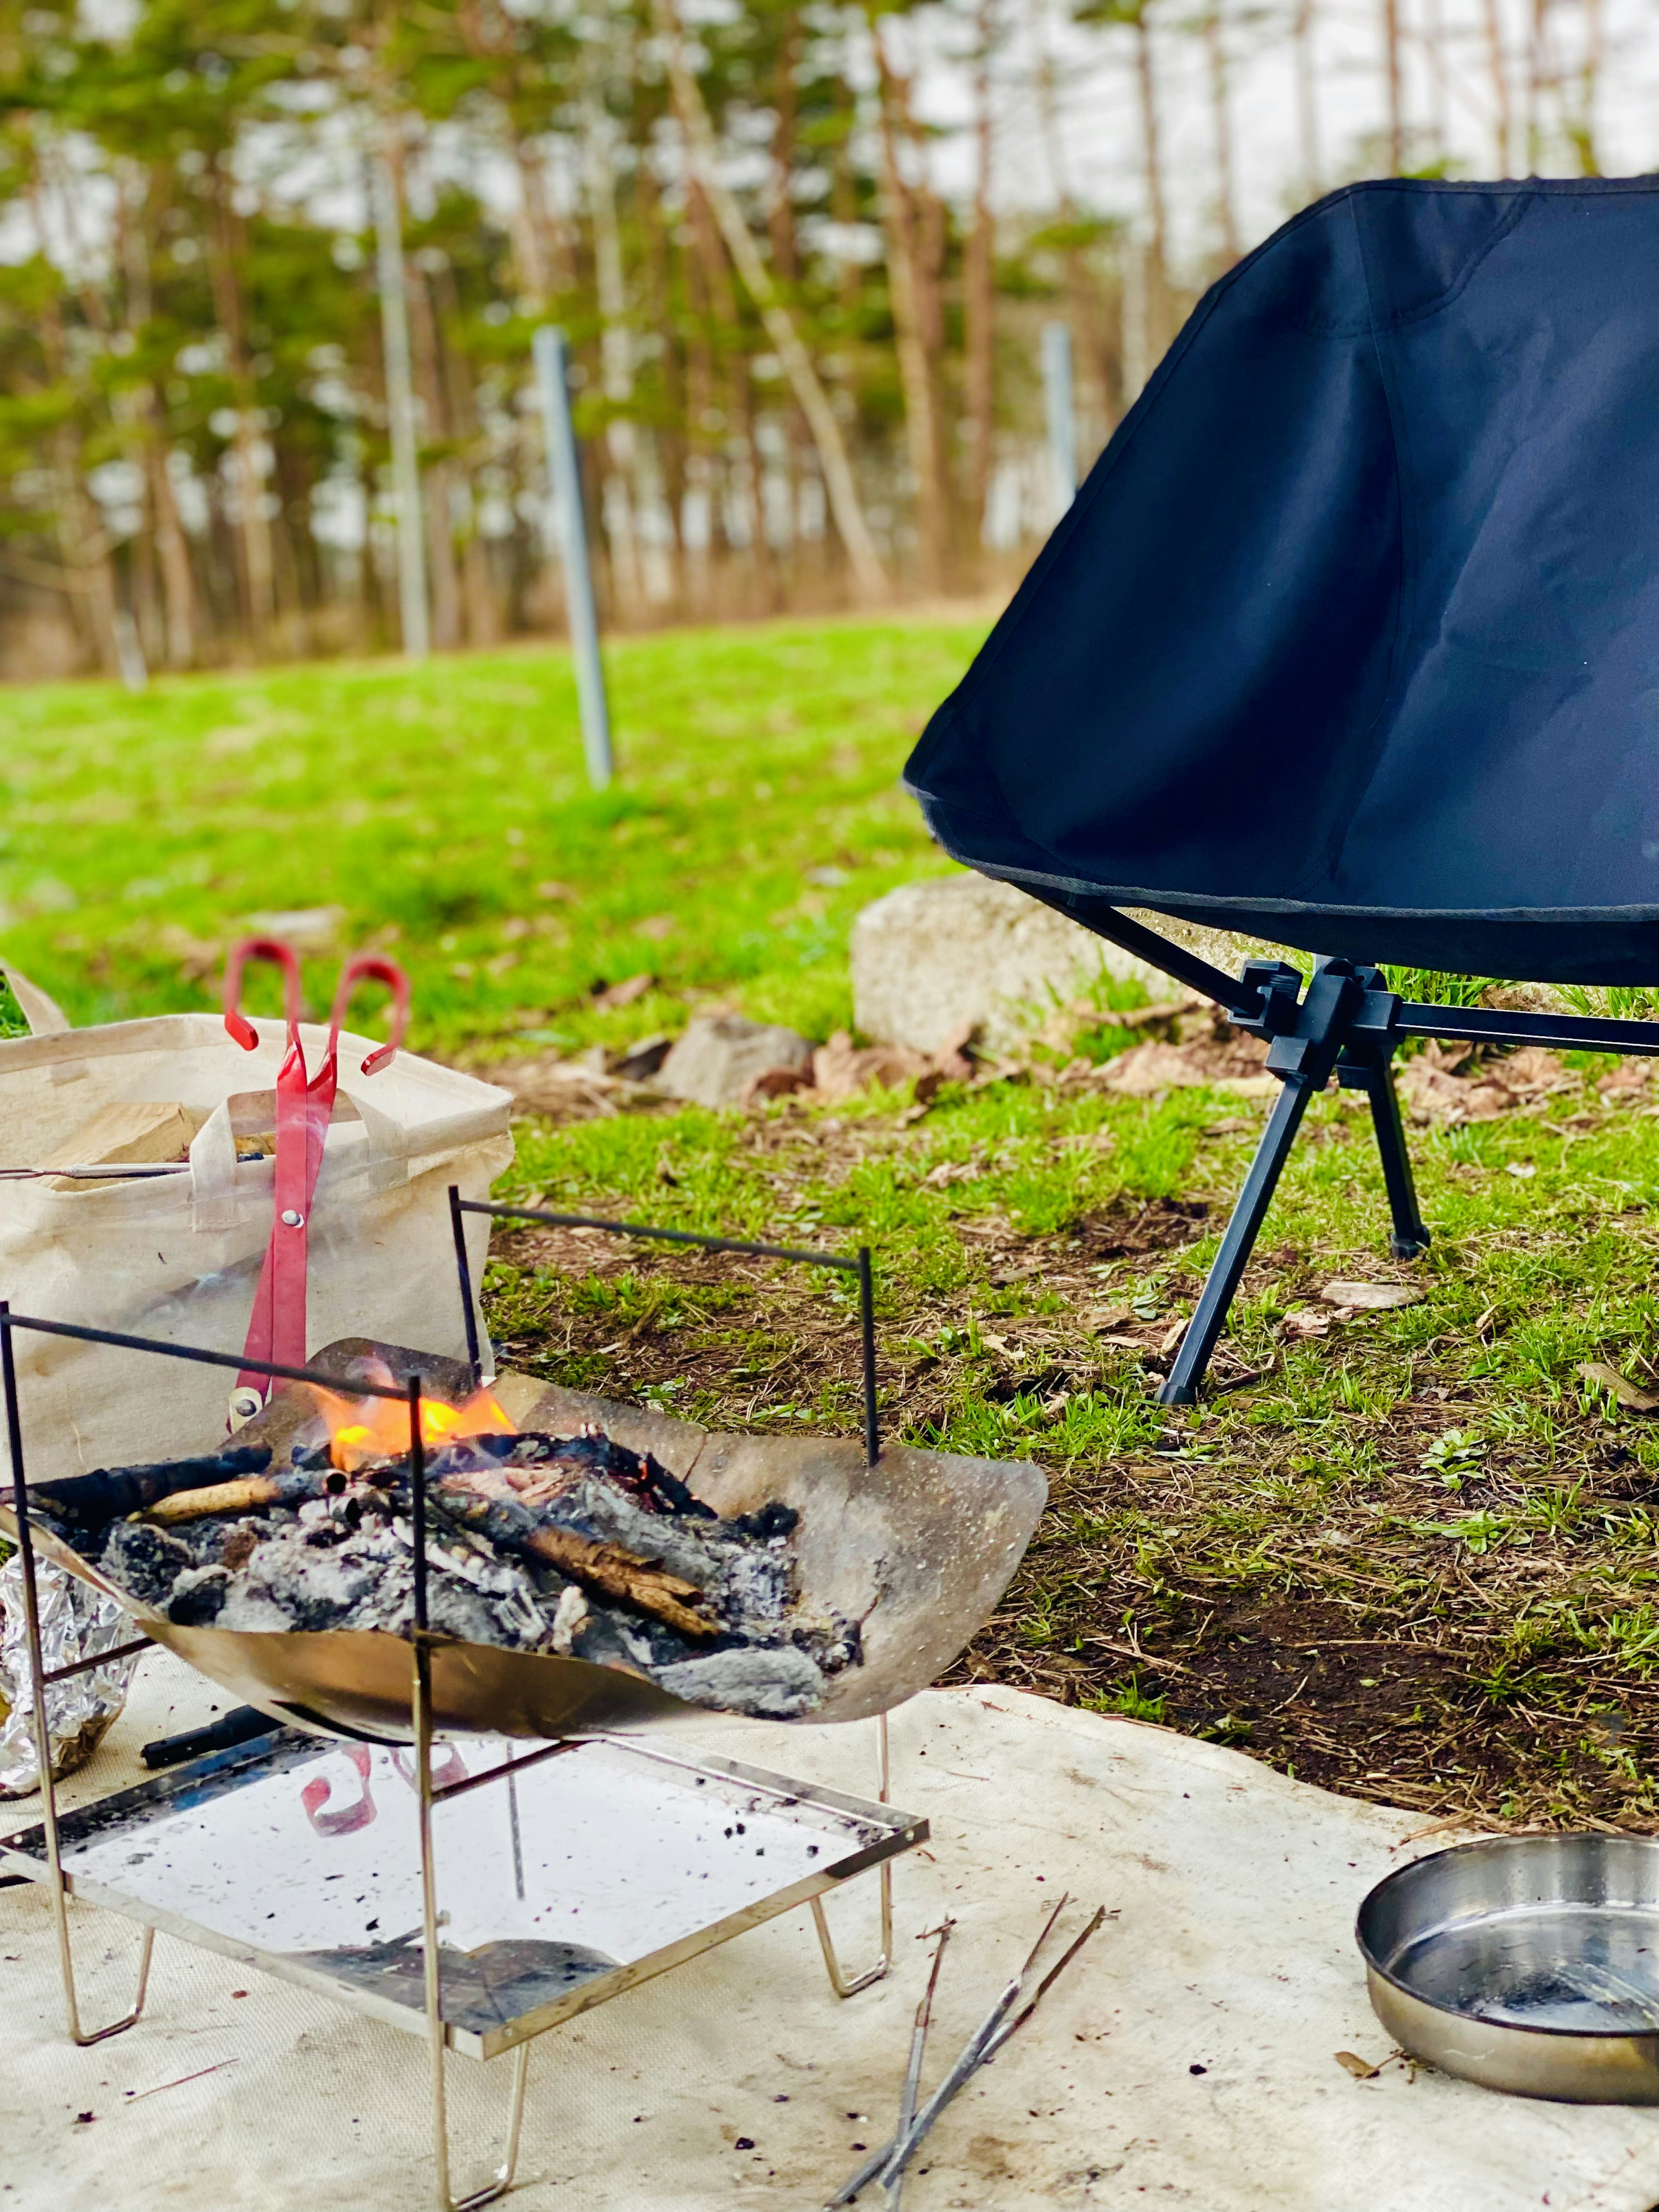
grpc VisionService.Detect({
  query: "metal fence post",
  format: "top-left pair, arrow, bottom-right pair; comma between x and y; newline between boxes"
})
533,325 -> 613,792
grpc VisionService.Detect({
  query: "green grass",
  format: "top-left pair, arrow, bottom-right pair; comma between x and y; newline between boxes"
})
0,617 -> 982,1051
9,617 -> 1659,1830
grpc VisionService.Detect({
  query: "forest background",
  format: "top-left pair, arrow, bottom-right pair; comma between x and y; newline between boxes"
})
0,0 -> 1651,683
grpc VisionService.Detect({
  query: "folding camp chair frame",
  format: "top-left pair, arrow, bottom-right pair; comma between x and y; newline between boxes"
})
1036,896 -> 1659,1405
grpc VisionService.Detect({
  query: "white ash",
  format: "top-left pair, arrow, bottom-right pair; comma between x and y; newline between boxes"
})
91,1429 -> 862,1718
655,1647 -> 827,1719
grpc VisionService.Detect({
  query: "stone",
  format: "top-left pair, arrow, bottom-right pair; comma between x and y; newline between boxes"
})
654,1014 -> 814,1108
852,875 -> 1304,1055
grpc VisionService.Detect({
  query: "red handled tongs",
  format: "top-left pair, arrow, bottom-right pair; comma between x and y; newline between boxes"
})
222,938 -> 411,1407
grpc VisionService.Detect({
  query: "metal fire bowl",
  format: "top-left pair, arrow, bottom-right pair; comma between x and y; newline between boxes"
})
1359,1834 -> 1659,2102
6,1338 -> 1046,1746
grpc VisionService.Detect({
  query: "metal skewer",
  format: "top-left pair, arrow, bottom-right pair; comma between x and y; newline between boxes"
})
827,1897 -> 1070,2207
873,1895 -> 1097,2197
825,1923 -> 953,2209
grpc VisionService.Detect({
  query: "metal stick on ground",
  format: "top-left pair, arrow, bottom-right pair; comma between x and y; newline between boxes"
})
874,1895 -> 1073,2194
980,1905 -> 1108,2059
825,1922 -> 953,2208
886,1922 -> 952,2211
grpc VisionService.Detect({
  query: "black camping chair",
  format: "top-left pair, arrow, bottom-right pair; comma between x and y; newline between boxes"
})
906,177 -> 1659,1404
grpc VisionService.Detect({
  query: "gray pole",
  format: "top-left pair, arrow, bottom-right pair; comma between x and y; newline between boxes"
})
371,153 -> 429,662
1042,320 -> 1077,519
533,324 -> 613,791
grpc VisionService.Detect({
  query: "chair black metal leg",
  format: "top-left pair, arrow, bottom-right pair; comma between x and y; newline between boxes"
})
1359,1060 -> 1430,1259
1160,1076 -> 1313,1406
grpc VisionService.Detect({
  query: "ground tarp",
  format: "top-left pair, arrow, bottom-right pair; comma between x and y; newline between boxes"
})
5,1652 -> 1659,2211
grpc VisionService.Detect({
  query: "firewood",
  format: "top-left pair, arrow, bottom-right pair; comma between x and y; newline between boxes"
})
26,1446 -> 273,1528
434,1477 -> 718,1638
143,1469 -> 322,1524
522,1525 -> 718,1640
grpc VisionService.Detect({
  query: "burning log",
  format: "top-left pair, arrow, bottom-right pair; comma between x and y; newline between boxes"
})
144,1468 -> 326,1526
21,1446 -> 274,1530
67,1385 -> 861,1719
442,1496 -> 718,1640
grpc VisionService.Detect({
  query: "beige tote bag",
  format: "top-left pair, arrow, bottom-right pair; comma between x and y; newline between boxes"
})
0,965 -> 513,1485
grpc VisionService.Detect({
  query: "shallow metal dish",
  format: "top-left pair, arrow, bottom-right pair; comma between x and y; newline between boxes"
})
1359,1833 -> 1659,2102
2,1338 -> 1047,1746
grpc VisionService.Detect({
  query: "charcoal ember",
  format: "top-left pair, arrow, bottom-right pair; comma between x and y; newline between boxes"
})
100,1521 -> 195,1610
167,1565 -> 229,1627
550,1585 -> 587,1654
593,1604 -> 697,1671
506,1432 -> 715,1521
790,1617 -> 863,1677
654,1646 -> 827,1719
726,1502 -> 799,1543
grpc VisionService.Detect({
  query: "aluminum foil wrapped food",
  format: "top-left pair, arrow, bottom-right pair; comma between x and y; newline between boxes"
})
0,1552 -> 140,1797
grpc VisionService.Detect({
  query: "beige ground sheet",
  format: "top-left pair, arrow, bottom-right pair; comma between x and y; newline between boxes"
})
4,1651 -> 1659,2212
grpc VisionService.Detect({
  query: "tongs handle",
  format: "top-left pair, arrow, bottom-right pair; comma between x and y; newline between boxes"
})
326,954 -> 411,1078
222,937 -> 303,1055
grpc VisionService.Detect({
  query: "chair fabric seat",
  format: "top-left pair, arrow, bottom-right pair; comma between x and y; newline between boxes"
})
905,178 -> 1659,986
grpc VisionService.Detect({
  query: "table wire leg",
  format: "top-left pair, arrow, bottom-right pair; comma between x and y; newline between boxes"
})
3,1305 -> 152,2045
810,1713 -> 894,1998
414,1644 -> 529,2210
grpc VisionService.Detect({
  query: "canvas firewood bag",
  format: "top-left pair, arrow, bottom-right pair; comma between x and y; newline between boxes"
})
0,964 -> 514,1488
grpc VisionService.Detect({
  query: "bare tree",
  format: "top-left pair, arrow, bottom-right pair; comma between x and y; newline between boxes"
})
654,0 -> 887,600
963,0 -> 998,531
1204,3 -> 1240,264
1294,0 -> 1322,200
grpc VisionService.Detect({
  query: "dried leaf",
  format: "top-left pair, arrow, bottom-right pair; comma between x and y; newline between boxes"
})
1319,1281 -> 1424,1311
1334,2050 -> 1381,2081
1578,1362 -> 1659,1414
592,972 -> 655,1011
1284,1308 -> 1332,1338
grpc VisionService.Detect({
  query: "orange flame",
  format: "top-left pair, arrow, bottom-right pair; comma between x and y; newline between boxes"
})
316,1383 -> 515,1471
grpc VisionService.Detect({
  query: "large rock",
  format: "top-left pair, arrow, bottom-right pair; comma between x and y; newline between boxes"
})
655,1015 -> 814,1108
849,877 -> 1136,1053
852,874 -> 1291,1053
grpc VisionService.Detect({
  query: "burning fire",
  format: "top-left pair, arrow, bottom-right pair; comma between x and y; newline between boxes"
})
317,1383 -> 515,1471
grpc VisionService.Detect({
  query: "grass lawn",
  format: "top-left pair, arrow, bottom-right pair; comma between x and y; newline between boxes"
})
7,618 -> 1659,1832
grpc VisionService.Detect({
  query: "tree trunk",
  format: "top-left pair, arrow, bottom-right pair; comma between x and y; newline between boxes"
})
1382,0 -> 1405,172
208,172 -> 275,648
405,254 -> 463,651
1205,6 -> 1240,266
769,12 -> 801,285
874,25 -> 950,595
1482,0 -> 1513,172
1568,0 -> 1602,172
585,103 -> 646,626
656,0 -> 887,601
148,429 -> 196,668
1134,13 -> 1171,355
1294,0 -> 1322,202
964,0 -> 996,532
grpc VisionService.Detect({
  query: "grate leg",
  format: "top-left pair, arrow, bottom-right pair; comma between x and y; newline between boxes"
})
1159,1075 -> 1314,1406
810,1713 -> 894,1997
2,1302 -> 153,2044
412,1639 -> 531,2210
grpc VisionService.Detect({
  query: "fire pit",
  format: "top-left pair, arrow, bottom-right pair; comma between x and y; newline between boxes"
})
6,1333 -> 1044,1745
0,1206 -> 1046,2209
